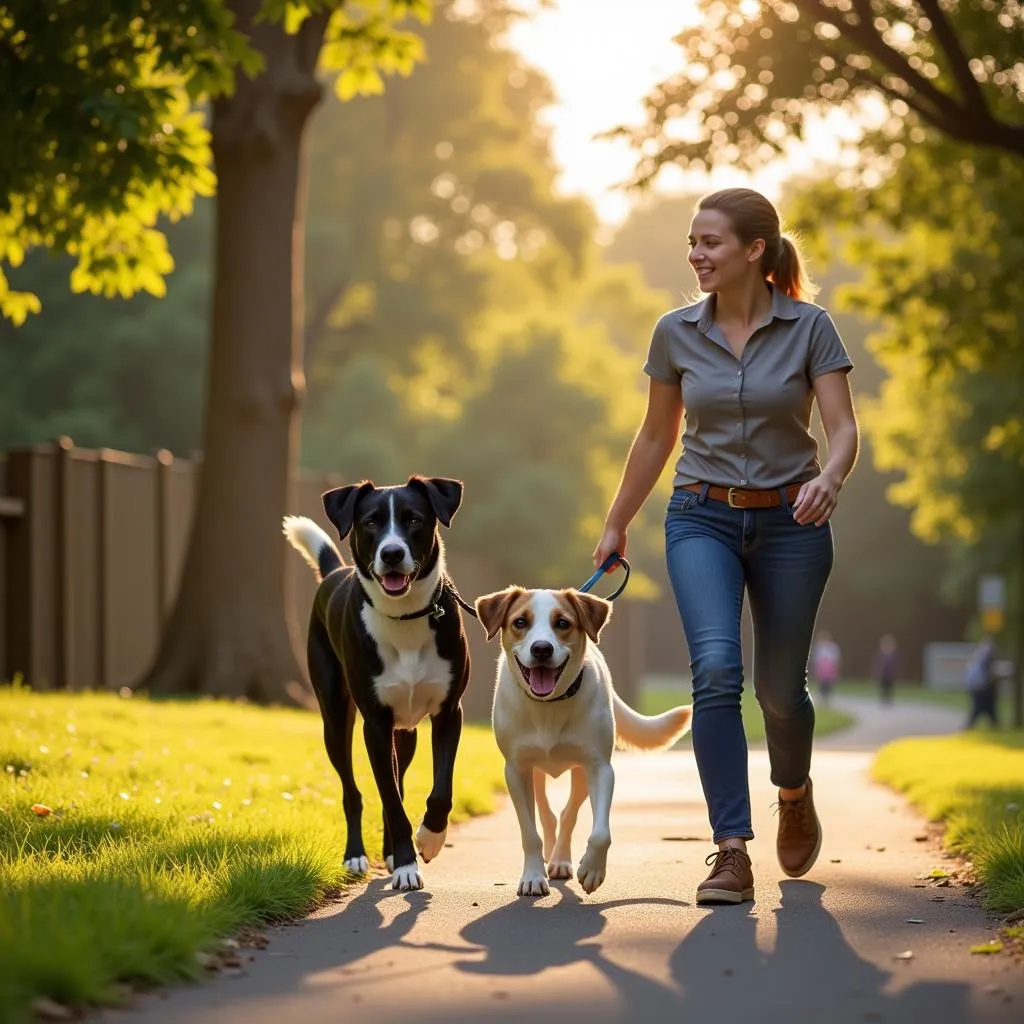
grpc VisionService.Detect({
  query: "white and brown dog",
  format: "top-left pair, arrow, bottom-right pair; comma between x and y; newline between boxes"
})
475,586 -> 693,897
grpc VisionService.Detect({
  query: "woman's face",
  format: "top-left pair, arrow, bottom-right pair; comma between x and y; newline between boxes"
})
687,208 -> 765,293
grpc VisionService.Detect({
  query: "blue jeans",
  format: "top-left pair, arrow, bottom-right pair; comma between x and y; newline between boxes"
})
664,486 -> 834,842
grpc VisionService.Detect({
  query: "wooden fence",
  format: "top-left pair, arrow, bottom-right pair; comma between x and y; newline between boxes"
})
0,441 -> 645,720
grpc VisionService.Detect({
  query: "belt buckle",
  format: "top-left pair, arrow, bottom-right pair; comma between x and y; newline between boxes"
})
727,486 -> 741,508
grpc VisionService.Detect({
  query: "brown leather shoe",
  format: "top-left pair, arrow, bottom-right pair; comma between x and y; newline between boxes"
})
776,777 -> 822,878
696,848 -> 754,905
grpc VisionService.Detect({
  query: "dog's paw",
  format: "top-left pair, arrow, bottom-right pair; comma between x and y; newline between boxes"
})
343,855 -> 370,875
576,849 -> 607,894
391,863 -> 424,891
415,824 -> 447,863
385,855 -> 394,873
546,859 -> 573,880
517,867 -> 550,897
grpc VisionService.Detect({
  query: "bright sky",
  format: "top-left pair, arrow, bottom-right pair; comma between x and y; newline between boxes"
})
507,0 -> 854,226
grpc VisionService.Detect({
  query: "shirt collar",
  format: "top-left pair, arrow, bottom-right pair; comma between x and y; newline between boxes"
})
679,284 -> 799,331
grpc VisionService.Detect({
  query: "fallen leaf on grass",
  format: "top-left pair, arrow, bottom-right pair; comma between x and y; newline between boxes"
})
29,997 -> 72,1020
30,803 -> 53,816
970,942 -> 1003,956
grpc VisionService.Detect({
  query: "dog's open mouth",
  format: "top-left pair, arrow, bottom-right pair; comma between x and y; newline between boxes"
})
377,572 -> 412,596
516,658 -> 566,698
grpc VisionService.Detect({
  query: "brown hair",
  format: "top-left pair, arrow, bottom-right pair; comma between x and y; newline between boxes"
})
697,187 -> 812,301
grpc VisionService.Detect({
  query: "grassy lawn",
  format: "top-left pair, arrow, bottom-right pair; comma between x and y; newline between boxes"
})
0,685 -> 505,1022
640,676 -> 855,742
873,731 -> 1024,915
833,679 -> 971,711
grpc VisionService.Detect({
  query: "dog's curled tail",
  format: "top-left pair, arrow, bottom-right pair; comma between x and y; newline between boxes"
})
612,692 -> 692,752
282,516 -> 343,581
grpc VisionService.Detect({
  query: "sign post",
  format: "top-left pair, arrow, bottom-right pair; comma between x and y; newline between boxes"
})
978,575 -> 1005,636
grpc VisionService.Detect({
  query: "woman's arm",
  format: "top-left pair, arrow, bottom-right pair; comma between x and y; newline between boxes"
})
793,370 -> 860,526
593,378 -> 683,567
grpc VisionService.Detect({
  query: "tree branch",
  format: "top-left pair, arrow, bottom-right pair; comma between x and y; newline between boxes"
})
795,0 -> 964,124
916,0 -> 990,118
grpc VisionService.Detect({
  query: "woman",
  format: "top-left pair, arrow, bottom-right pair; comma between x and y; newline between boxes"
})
594,188 -> 859,905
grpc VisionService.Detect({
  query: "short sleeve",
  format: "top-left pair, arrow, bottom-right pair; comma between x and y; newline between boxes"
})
808,310 -> 853,379
643,317 -> 681,385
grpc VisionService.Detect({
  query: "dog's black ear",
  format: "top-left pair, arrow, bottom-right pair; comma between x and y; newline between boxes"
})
407,475 -> 463,528
564,590 -> 613,644
322,481 -> 374,540
474,587 -> 522,642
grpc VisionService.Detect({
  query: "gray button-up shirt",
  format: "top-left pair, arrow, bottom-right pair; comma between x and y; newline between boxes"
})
643,286 -> 853,490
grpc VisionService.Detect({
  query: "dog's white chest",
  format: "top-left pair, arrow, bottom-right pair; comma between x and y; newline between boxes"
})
363,607 -> 453,730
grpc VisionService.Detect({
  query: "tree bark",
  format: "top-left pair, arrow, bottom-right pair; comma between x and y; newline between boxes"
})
139,2 -> 328,703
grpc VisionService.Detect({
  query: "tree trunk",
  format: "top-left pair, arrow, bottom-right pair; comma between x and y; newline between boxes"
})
139,2 -> 329,703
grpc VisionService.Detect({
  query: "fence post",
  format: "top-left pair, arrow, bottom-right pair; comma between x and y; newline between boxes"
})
5,445 -> 58,688
155,449 -> 173,625
55,436 -> 75,689
96,449 -> 110,688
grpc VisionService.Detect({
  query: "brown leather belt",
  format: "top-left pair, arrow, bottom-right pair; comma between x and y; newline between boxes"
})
682,481 -> 803,509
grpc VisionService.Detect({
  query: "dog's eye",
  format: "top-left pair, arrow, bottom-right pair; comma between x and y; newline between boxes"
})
554,618 -> 571,630
407,515 -> 422,529
512,616 -> 528,630
363,519 -> 380,532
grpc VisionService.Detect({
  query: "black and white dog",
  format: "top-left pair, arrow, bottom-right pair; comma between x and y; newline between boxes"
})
283,475 -> 470,891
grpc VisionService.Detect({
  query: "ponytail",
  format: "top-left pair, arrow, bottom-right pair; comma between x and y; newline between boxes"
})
768,235 -> 811,302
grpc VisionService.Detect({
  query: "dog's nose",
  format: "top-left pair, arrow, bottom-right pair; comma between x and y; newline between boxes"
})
530,641 -> 554,662
379,545 -> 405,567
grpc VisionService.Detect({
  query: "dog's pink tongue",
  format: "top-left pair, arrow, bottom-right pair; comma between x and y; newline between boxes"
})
382,572 -> 410,593
528,666 -> 557,696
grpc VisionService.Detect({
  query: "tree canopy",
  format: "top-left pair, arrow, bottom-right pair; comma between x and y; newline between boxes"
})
0,0 -> 430,325
614,0 -> 1024,186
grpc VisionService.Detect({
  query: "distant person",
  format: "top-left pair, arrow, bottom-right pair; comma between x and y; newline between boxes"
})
964,635 -> 998,729
593,186 -> 859,905
811,631 -> 842,706
872,634 -> 899,705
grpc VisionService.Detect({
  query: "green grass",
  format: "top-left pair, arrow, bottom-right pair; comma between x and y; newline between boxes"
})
640,676 -> 855,742
0,684 -> 505,1023
873,731 -> 1024,914
833,680 -> 971,710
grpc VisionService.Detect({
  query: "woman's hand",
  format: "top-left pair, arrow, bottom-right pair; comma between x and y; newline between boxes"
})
793,471 -> 841,526
593,525 -> 628,572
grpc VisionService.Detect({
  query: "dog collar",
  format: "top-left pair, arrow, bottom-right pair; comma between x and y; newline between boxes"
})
370,577 -> 447,622
527,667 -> 584,703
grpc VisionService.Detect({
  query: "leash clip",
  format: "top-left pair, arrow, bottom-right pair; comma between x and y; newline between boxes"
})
578,551 -> 631,602
429,602 -> 445,621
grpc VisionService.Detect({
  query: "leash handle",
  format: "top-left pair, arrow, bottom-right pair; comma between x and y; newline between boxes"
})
578,552 -> 630,602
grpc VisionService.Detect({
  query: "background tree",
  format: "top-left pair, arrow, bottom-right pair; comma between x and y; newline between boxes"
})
614,0 -> 1024,184
0,207 -> 211,455
2,0 -> 432,702
791,139 -> 1024,718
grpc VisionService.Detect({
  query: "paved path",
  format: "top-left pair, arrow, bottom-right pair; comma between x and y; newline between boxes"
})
103,701 -> 1021,1024
816,695 -> 965,751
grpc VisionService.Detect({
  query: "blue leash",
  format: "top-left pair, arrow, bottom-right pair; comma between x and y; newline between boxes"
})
446,551 -> 632,619
577,551 -> 631,602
